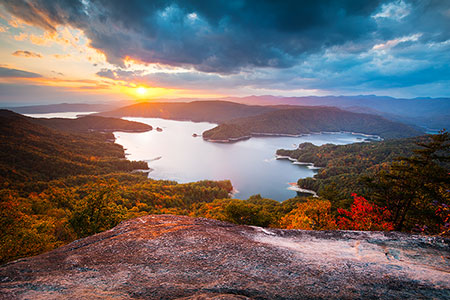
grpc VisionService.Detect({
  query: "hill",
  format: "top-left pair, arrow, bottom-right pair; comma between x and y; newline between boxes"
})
223,95 -> 450,130
96,100 -> 277,123
276,136 -> 427,206
0,110 -> 233,263
203,107 -> 423,141
30,115 -> 152,133
0,110 -> 150,183
0,214 -> 448,299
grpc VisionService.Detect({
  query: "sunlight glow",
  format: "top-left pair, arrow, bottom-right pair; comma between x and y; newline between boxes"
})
136,86 -> 148,96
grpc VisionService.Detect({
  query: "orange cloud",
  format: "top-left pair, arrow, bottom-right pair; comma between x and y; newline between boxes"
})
14,32 -> 27,41
52,54 -> 71,59
12,50 -> 42,58
7,16 -> 26,28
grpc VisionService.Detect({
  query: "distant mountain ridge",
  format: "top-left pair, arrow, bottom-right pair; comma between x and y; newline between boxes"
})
6,102 -> 131,114
221,95 -> 450,130
96,100 -> 423,141
11,94 -> 448,129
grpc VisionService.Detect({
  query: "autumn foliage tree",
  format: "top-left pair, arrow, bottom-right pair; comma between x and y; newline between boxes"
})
367,130 -> 449,232
280,199 -> 336,230
337,194 -> 394,231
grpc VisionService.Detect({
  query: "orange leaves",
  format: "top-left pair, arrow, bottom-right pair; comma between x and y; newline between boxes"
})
280,199 -> 336,230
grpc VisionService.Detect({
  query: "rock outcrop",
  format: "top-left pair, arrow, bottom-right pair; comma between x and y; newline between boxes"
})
0,215 -> 449,299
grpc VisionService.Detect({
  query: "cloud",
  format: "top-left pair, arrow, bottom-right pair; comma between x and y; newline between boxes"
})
373,0 -> 411,20
372,34 -> 421,50
0,67 -> 42,78
51,70 -> 64,76
0,0 -> 388,73
1,0 -> 449,97
0,82 -> 123,105
12,50 -> 43,58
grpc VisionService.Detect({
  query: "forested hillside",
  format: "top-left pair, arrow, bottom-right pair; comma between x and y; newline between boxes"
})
31,115 -> 152,133
1,110 -> 448,265
225,95 -> 450,130
276,137 -> 425,207
96,101 -> 277,123
0,110 -> 233,263
0,110 -> 149,184
277,132 -> 449,232
203,107 -> 423,141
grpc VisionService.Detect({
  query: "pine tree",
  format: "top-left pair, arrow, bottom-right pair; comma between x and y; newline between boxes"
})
368,131 -> 449,232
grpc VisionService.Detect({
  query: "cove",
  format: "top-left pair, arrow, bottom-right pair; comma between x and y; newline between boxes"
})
114,117 -> 369,201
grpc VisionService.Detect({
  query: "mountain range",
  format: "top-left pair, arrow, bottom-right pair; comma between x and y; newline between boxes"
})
94,101 -> 423,140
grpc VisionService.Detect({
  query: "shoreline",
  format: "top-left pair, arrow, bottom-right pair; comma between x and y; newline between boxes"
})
204,130 -> 382,143
131,168 -> 153,174
275,154 -> 323,170
202,135 -> 252,143
277,155 -> 321,197
90,128 -> 151,133
287,182 -> 319,197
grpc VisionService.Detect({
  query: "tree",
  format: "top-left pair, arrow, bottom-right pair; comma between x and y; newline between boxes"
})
337,194 -> 394,231
69,179 -> 127,238
280,198 -> 336,230
367,130 -> 449,232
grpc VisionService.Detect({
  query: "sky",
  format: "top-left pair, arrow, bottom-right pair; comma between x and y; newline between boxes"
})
0,0 -> 449,106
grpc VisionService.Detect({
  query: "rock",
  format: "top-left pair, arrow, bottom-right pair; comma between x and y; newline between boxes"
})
0,215 -> 449,299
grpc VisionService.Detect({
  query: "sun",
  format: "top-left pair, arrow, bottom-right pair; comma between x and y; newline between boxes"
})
136,86 -> 148,96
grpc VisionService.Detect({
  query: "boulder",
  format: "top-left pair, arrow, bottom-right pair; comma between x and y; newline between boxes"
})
0,215 -> 449,299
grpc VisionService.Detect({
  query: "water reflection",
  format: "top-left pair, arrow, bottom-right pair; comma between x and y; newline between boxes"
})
115,117 -> 367,201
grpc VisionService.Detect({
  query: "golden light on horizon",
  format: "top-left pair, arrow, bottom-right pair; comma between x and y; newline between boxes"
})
136,86 -> 148,96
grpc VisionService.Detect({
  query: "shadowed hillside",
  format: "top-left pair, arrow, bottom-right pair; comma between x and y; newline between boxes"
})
96,101 -> 277,123
30,115 -> 152,133
224,95 -> 450,130
0,110 -> 150,183
203,107 -> 423,141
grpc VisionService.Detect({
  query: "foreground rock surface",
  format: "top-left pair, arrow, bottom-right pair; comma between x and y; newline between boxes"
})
0,215 -> 449,299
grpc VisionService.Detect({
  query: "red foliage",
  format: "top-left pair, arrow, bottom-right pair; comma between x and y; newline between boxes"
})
337,194 -> 394,231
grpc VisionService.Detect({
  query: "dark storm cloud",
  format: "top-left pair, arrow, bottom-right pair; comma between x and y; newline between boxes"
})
0,0 -> 397,73
0,67 -> 42,78
2,0 -> 449,96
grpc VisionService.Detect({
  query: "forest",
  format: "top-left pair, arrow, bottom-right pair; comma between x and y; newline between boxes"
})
0,110 -> 448,265
0,110 -> 233,263
277,132 -> 449,233
95,101 -> 422,140
276,136 -> 426,207
202,106 -> 422,141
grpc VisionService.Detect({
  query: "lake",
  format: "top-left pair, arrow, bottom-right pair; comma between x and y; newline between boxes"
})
24,112 -> 98,119
114,117 -> 369,201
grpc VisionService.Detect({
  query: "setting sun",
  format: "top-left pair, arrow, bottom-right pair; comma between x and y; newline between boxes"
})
136,86 -> 148,96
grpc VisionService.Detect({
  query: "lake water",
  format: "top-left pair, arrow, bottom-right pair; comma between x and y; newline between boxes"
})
24,112 -> 98,119
115,117 -> 369,201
